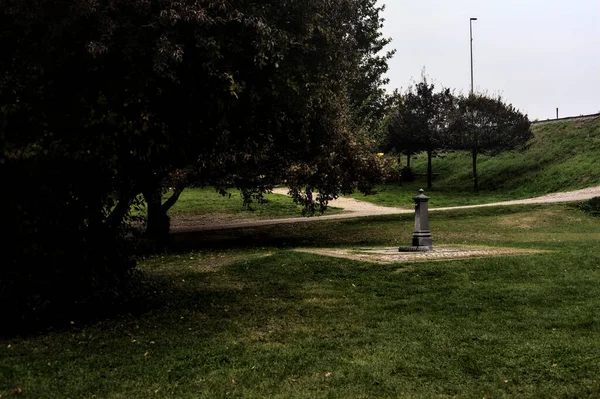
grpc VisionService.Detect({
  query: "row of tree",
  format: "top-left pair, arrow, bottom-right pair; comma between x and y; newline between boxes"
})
384,76 -> 532,191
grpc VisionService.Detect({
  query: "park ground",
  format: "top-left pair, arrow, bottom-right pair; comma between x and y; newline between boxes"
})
2,190 -> 600,398
2,118 -> 599,398
167,184 -> 600,232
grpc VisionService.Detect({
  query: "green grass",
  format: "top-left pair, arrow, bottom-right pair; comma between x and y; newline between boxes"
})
140,187 -> 344,220
3,203 -> 600,398
350,181 -> 520,208
351,117 -> 600,207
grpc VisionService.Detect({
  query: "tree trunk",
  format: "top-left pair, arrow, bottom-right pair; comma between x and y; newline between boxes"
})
143,184 -> 185,240
143,188 -> 171,240
427,150 -> 433,189
397,154 -> 402,185
106,192 -> 133,232
406,152 -> 411,169
472,148 -> 479,192
161,186 -> 184,214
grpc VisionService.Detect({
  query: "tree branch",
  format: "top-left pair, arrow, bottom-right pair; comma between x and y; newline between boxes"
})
106,192 -> 133,231
161,185 -> 185,213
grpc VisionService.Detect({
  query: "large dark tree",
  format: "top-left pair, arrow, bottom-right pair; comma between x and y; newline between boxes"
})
451,94 -> 532,191
0,0 -> 393,325
135,0 -> 395,237
384,76 -> 455,188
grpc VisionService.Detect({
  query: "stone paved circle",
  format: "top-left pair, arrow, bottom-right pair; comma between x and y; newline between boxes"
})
295,246 -> 549,264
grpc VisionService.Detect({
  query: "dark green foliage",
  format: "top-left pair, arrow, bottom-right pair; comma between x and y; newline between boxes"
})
400,166 -> 415,182
450,93 -> 533,191
579,197 -> 600,217
385,82 -> 532,193
0,159 -> 144,333
0,0 -> 392,328
384,75 -> 455,188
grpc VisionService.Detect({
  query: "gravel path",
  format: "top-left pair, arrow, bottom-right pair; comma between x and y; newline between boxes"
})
171,186 -> 600,233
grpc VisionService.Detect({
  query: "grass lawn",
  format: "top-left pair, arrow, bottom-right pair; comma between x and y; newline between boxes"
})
138,187 -> 344,221
349,181 -> 522,208
2,203 -> 600,398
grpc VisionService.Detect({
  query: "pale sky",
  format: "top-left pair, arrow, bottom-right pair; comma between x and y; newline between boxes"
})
378,0 -> 600,120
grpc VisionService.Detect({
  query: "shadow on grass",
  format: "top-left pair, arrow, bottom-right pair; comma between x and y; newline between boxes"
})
160,203 -> 564,254
5,203 -> 585,338
5,206 -> 600,397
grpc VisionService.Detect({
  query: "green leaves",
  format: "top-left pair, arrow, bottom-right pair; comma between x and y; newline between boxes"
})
385,75 -> 456,158
0,0 -> 393,319
449,93 -> 532,191
453,93 -> 532,155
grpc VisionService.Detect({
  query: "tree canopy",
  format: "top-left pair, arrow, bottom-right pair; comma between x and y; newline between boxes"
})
451,93 -> 532,191
384,76 -> 454,188
0,0 -> 394,325
383,76 -> 532,191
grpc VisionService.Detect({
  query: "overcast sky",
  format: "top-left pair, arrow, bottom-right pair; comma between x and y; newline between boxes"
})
378,0 -> 600,120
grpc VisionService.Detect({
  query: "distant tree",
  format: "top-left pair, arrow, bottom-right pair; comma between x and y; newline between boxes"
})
384,76 -> 455,188
451,94 -> 532,191
384,95 -> 420,179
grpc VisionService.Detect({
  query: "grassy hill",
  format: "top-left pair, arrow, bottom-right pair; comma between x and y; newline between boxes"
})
411,117 -> 600,196
348,116 -> 600,208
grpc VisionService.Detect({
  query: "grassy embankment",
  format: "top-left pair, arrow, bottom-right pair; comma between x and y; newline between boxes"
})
351,117 -> 600,208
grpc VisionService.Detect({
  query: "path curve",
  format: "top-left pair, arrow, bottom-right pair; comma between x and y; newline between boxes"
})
171,186 -> 600,233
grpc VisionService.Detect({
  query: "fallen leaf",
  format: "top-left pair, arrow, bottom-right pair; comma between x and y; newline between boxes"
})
12,387 -> 23,395
325,372 -> 332,377
144,351 -> 149,357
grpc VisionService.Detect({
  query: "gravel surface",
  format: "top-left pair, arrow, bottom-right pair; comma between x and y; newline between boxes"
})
170,185 -> 600,233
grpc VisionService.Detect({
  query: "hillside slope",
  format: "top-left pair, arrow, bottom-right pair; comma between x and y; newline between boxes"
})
410,116 -> 600,197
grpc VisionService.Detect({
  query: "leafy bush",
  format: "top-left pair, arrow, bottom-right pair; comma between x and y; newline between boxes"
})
401,166 -> 415,182
579,197 -> 600,217
0,159 -> 143,335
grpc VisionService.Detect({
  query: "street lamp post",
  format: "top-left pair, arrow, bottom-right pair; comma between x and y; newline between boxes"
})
470,17 -> 478,95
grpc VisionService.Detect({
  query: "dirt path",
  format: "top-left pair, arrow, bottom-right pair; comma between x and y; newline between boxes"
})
432,186 -> 600,211
170,186 -> 600,233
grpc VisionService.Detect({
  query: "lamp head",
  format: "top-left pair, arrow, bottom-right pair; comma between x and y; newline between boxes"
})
470,17 -> 478,21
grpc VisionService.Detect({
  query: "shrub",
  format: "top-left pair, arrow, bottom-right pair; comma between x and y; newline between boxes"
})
578,197 -> 600,217
401,166 -> 415,182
